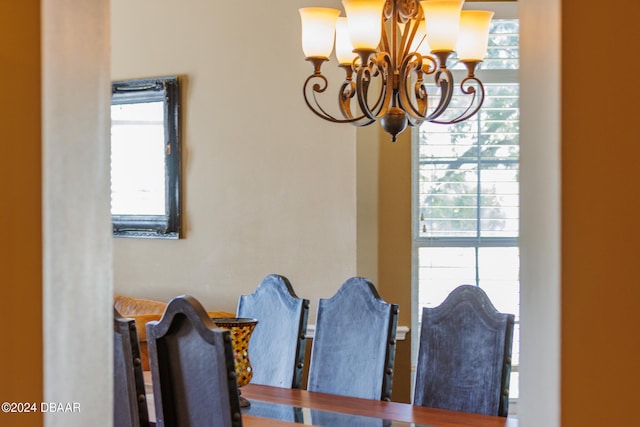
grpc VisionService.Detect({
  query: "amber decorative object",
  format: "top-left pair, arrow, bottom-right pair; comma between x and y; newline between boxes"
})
211,317 -> 258,407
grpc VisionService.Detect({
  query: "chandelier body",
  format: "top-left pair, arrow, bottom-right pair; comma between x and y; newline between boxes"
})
299,0 -> 493,141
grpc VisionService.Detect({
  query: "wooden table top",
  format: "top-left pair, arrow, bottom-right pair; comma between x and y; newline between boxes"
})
241,383 -> 518,427
143,372 -> 517,427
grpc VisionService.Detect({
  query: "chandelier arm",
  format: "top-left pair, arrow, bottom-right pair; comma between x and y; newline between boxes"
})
429,76 -> 486,124
398,53 -> 429,121
406,114 -> 423,128
351,116 -> 379,127
355,67 -> 376,121
303,73 -> 368,124
350,79 -> 388,123
374,55 -> 395,118
338,80 -> 357,119
425,68 -> 455,121
421,54 -> 438,75
338,80 -> 379,126
355,53 -> 393,121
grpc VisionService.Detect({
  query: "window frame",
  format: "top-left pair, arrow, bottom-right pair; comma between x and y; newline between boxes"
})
111,76 -> 182,239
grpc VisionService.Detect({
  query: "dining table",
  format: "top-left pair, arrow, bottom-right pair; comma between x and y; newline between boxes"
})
143,371 -> 518,427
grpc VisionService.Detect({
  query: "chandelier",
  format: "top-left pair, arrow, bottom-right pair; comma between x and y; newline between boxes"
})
299,0 -> 494,141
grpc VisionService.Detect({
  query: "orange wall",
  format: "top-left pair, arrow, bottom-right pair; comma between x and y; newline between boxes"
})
0,2 -> 43,426
561,1 -> 640,425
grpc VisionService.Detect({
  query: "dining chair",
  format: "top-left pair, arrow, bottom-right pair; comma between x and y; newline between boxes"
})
114,308 -> 151,427
307,276 -> 398,401
236,274 -> 310,389
413,284 -> 515,417
146,295 -> 242,427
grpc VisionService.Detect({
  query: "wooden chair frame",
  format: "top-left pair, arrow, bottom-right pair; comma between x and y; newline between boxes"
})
146,295 -> 242,427
413,285 -> 515,417
307,277 -> 398,401
114,308 -> 151,427
237,274 -> 310,389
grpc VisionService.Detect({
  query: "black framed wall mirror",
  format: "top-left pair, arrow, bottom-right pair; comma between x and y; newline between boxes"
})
111,76 -> 182,238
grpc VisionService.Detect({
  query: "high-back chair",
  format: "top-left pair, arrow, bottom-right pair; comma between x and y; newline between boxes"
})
237,274 -> 309,389
413,285 -> 515,417
114,308 -> 151,427
146,295 -> 242,427
307,277 -> 398,401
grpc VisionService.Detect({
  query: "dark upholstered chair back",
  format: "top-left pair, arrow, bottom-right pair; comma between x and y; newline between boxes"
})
237,274 -> 309,389
146,295 -> 242,427
114,308 -> 150,427
307,277 -> 398,401
413,285 -> 515,417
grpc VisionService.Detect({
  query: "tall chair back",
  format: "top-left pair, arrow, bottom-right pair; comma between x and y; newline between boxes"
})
413,285 -> 515,416
237,274 -> 309,389
307,277 -> 398,401
114,308 -> 150,427
146,295 -> 242,427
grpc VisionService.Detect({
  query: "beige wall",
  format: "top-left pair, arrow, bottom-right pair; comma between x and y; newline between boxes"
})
111,0 -> 418,401
42,0 -> 113,425
111,0 -> 357,316
519,0 -> 560,425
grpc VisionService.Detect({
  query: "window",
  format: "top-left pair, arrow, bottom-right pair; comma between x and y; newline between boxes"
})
111,76 -> 182,238
412,3 -> 520,409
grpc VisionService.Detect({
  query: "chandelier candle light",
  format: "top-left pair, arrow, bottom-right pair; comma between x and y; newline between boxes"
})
299,0 -> 494,141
